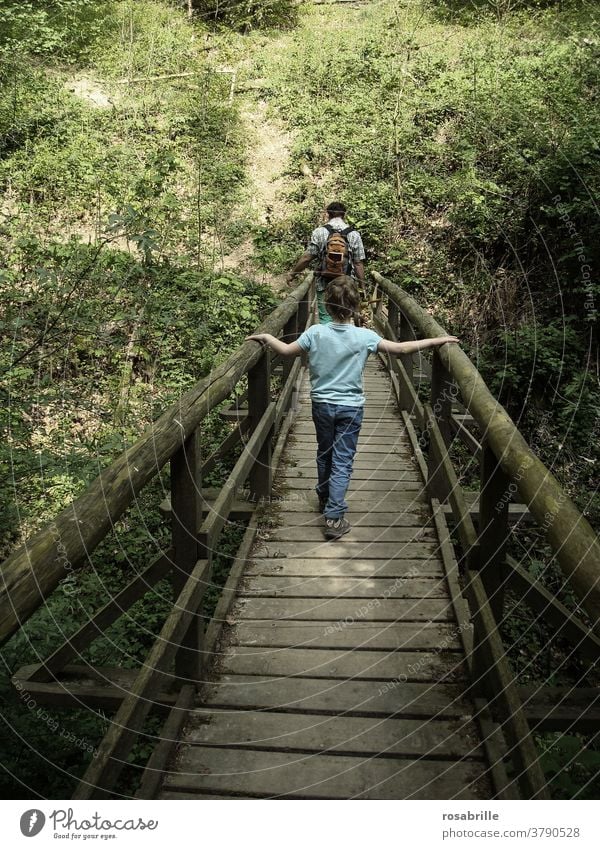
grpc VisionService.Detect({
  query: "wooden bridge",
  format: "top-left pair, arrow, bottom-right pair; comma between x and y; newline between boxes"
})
2,274 -> 600,799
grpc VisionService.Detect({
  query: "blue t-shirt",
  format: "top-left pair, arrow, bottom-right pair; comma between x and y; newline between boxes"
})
296,323 -> 382,406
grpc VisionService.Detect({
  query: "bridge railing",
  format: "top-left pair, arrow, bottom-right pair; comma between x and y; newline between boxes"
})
1,278 -> 314,798
371,270 -> 600,799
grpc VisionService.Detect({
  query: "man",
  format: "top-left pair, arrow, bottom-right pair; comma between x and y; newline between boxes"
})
286,201 -> 366,324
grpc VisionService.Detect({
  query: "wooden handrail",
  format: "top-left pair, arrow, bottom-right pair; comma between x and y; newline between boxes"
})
372,270 -> 600,631
0,280 -> 311,647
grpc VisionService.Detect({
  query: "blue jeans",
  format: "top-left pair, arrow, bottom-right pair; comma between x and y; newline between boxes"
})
311,402 -> 364,519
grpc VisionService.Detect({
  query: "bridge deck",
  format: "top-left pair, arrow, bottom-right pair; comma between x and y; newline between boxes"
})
159,362 -> 493,799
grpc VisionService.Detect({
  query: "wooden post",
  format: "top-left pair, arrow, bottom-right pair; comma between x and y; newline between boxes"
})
171,428 -> 205,681
281,312 -> 298,386
297,288 -> 309,333
430,351 -> 454,446
248,350 -> 273,503
397,310 -> 415,410
478,438 -> 510,623
387,296 -> 399,340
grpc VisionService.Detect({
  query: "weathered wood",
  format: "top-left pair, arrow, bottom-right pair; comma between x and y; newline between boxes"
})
519,685 -> 600,733
256,511 -> 432,527
27,551 -> 172,683
200,419 -> 250,478
430,351 -> 455,446
234,596 -> 454,622
229,620 -> 462,651
240,575 -> 447,598
372,270 -> 600,633
250,541 -> 439,559
282,468 -> 423,482
135,684 -> 196,799
425,404 -> 479,566
450,414 -> 482,460
12,664 -> 177,712
171,430 -> 204,680
245,558 -> 444,577
201,403 -> 276,547
248,349 -> 273,501
218,645 -> 465,682
0,280 -> 310,646
73,559 -> 210,799
162,746 -> 491,799
478,438 -> 510,622
505,555 -> 600,661
184,709 -> 483,759
463,569 -> 549,799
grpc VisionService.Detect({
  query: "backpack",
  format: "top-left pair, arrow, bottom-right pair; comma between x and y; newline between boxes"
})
319,224 -> 354,280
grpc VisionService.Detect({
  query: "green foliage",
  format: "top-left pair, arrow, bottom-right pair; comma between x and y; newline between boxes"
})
538,734 -> 600,799
192,0 -> 299,32
0,0 -> 113,61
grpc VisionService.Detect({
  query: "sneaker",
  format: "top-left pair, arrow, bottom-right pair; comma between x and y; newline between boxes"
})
324,517 -> 351,540
318,496 -> 328,514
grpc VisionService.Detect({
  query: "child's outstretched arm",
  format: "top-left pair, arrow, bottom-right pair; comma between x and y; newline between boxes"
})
378,335 -> 459,355
246,333 -> 304,358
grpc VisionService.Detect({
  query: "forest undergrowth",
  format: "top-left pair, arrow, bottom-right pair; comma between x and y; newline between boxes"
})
1,0 -> 599,798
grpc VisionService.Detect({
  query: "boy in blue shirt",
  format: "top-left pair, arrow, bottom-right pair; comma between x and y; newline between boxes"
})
247,276 -> 459,540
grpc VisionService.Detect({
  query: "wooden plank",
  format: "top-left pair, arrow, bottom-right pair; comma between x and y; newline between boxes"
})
245,558 -> 444,577
163,746 -> 490,799
269,492 -> 428,511
260,511 -> 431,528
264,527 -> 436,543
505,555 -> 600,662
229,620 -> 462,651
463,569 -> 549,799
183,710 -> 484,759
27,551 -> 172,683
218,646 -> 466,682
281,469 -> 423,482
250,541 -> 439,559
519,685 -> 600,733
240,575 -> 447,599
12,665 -> 177,712
73,558 -> 211,799
201,403 -> 276,545
136,684 -> 196,799
283,479 -> 425,491
234,597 -> 454,622
184,673 -> 472,717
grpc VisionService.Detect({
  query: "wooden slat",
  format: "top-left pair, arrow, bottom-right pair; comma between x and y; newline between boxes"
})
245,558 -> 444,577
27,551 -> 172,683
519,685 -> 600,733
73,558 -> 210,799
250,541 -> 439,559
136,684 -> 196,799
281,468 -> 423,482
201,403 -> 276,546
217,645 -> 466,682
505,555 -> 600,662
228,620 -> 462,651
240,575 -> 447,598
184,710 -> 484,759
264,526 -> 436,543
234,596 -> 454,622
260,511 -> 432,528
162,746 -> 491,799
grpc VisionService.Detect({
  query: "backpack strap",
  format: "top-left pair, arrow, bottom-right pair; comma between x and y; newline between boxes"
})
324,224 -> 335,235
341,226 -> 354,236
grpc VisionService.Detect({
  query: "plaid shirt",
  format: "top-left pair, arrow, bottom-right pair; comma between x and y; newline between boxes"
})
306,217 -> 366,290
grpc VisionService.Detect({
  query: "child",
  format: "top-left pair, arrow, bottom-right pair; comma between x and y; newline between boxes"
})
247,276 -> 459,540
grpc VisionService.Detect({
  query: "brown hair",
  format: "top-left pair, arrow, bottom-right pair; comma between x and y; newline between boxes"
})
323,275 -> 361,322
